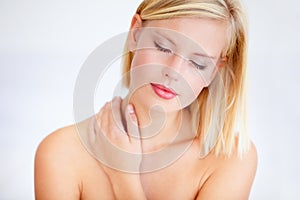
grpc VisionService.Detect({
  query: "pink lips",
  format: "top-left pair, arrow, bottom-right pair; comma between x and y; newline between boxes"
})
150,83 -> 177,100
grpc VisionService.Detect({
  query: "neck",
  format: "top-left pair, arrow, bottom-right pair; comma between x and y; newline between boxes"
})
121,95 -> 194,153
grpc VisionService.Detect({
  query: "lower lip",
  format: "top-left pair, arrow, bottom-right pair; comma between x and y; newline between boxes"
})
150,83 -> 177,100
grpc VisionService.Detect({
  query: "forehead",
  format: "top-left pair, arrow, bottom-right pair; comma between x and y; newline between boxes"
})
142,17 -> 228,58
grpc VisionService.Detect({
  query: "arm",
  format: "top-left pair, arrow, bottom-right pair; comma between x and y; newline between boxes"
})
105,170 -> 147,200
88,97 -> 147,199
34,129 -> 81,200
196,142 -> 258,200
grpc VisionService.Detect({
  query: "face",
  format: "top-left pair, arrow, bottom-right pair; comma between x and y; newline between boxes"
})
127,16 -> 228,112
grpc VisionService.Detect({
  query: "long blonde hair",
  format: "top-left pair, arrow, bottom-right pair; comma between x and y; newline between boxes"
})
122,0 -> 249,157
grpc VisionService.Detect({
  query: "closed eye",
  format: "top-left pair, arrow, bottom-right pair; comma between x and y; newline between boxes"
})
154,42 -> 173,54
189,60 -> 207,70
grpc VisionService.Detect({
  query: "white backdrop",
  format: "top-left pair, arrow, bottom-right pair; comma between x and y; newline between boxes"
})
0,0 -> 299,199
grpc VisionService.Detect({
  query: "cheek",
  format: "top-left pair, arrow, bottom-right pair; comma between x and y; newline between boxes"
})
194,78 -> 206,95
184,71 -> 207,96
131,50 -> 158,69
130,52 -> 144,69
128,60 -> 163,93
176,72 -> 207,108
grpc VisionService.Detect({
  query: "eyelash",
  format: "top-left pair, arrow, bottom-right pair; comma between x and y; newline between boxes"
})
154,42 -> 173,54
189,60 -> 207,70
154,41 -> 207,70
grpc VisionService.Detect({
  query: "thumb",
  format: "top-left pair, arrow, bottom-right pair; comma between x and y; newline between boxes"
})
125,104 -> 140,141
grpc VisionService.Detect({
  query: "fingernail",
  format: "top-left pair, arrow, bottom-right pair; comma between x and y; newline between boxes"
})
127,104 -> 135,114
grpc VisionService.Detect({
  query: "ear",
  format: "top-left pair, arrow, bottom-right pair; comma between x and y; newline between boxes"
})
208,56 -> 227,82
216,56 -> 227,69
127,14 -> 143,52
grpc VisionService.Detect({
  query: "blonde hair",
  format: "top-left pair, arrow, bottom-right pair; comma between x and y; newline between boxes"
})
122,0 -> 249,157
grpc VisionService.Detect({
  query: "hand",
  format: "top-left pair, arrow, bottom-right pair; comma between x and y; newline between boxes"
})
86,97 -> 142,173
78,97 -> 147,199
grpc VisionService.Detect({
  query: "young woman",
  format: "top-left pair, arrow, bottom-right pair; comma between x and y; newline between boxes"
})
35,0 -> 257,199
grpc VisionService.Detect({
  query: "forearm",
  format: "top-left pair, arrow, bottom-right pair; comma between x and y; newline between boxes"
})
111,173 -> 147,200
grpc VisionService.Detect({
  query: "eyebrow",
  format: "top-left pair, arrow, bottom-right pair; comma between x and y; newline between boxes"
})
193,52 -> 216,60
153,30 -> 176,46
153,30 -> 217,59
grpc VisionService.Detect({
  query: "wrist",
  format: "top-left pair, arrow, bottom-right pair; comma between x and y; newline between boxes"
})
111,172 -> 146,199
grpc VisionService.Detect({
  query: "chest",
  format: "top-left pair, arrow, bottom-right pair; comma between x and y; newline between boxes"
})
140,154 -> 206,200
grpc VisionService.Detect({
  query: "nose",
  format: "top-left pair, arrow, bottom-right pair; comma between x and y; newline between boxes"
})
162,67 -> 179,82
161,54 -> 185,82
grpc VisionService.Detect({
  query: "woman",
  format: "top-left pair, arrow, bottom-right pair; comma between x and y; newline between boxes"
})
35,0 -> 257,199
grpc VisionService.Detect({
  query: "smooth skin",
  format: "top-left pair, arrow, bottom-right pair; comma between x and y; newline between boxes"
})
35,15 -> 257,200
34,101 -> 257,199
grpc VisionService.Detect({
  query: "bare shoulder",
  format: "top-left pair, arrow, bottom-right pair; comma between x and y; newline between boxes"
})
35,122 -> 88,166
34,123 -> 85,199
35,119 -> 115,200
36,124 -> 81,156
197,140 -> 258,200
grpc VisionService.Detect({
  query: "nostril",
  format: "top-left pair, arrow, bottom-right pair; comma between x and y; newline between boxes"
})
162,67 -> 179,82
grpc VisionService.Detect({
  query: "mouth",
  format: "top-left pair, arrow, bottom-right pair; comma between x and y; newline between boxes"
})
150,83 -> 177,100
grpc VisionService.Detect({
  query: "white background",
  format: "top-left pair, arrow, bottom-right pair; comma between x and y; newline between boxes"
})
0,0 -> 299,199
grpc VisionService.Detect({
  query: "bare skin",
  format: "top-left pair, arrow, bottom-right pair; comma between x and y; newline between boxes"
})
35,15 -> 257,199
34,99 -> 257,200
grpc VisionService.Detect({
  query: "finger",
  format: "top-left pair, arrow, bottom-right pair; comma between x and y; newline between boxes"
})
94,113 -> 105,140
110,97 -> 125,133
88,116 -> 97,143
101,99 -> 127,142
125,104 -> 140,142
99,101 -> 111,135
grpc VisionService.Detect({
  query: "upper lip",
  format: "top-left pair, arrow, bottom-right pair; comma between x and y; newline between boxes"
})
150,83 -> 177,95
